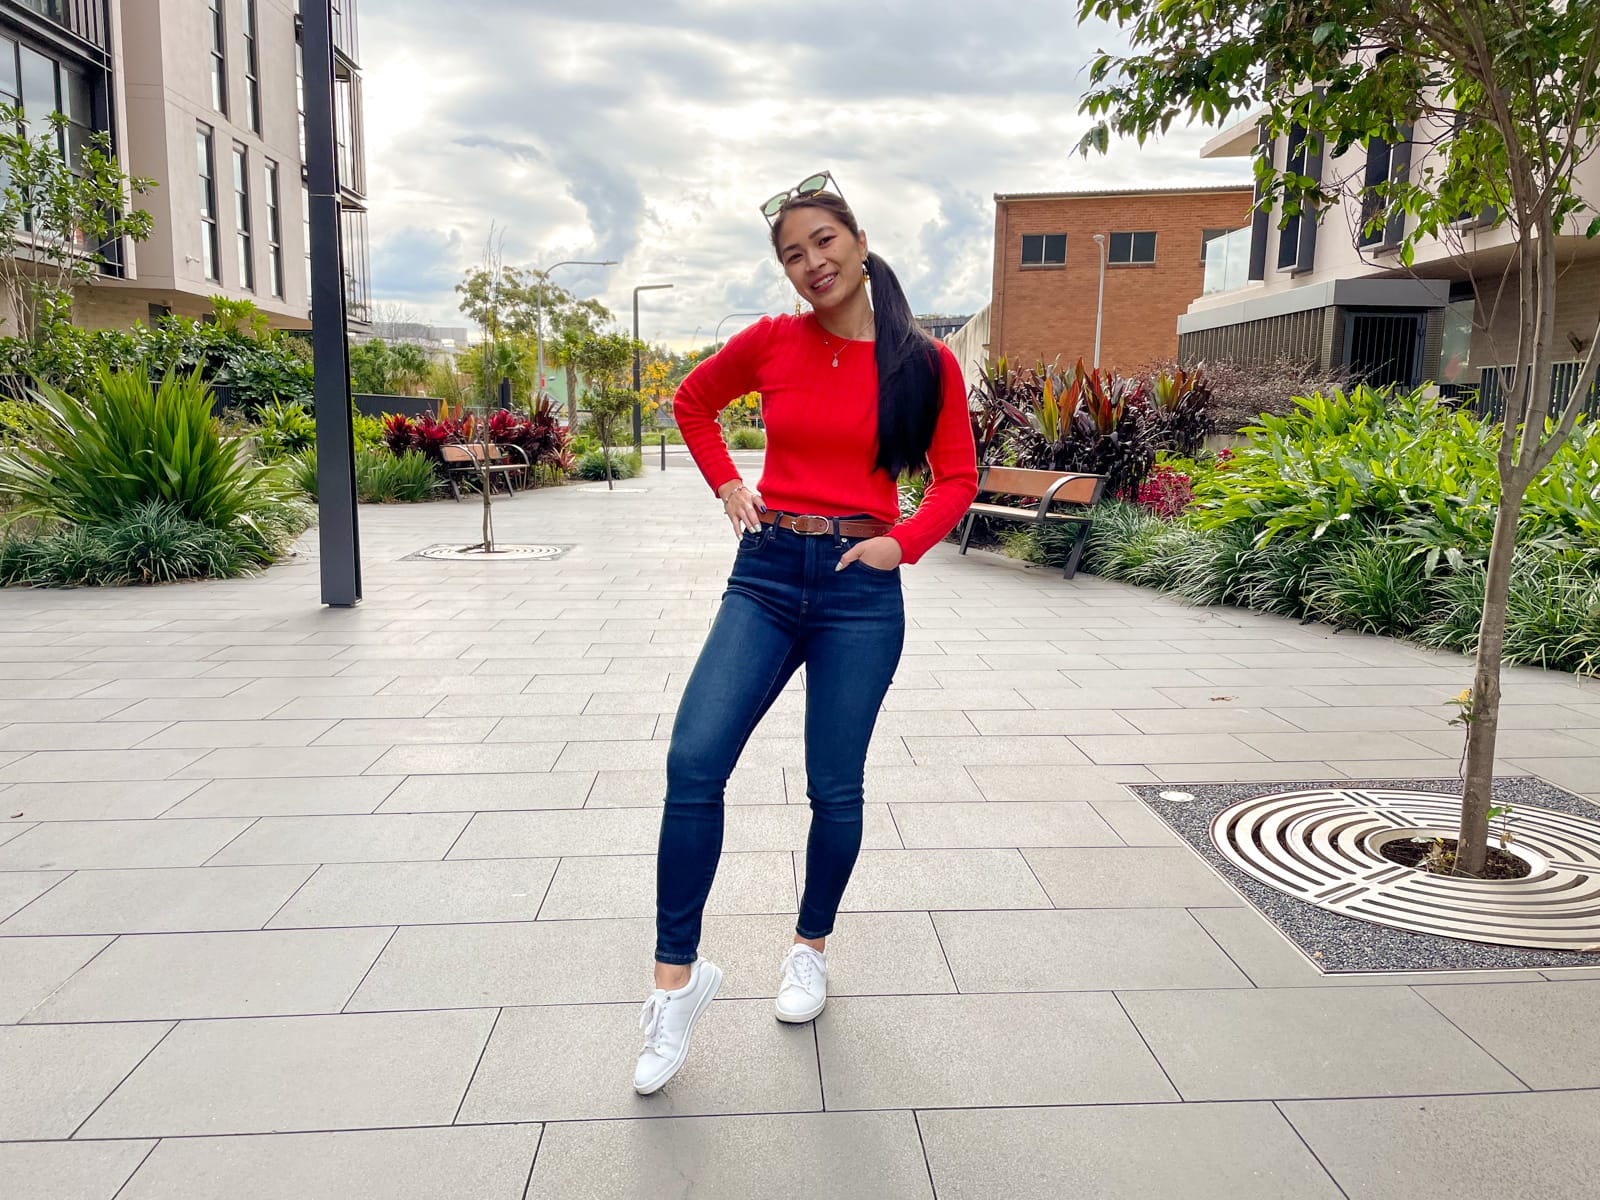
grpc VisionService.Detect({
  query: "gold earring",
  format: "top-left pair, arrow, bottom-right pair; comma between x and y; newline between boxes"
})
861,261 -> 870,282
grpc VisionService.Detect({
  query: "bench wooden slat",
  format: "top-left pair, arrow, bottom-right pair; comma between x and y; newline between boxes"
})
967,502 -> 1090,524
980,466 -> 1100,506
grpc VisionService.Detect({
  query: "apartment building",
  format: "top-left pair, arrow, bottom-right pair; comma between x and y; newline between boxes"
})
988,185 -> 1254,373
0,0 -> 369,331
1178,115 -> 1600,401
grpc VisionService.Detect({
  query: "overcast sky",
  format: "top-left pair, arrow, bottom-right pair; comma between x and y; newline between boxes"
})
360,0 -> 1250,346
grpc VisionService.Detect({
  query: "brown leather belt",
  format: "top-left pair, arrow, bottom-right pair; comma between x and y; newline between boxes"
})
759,510 -> 893,538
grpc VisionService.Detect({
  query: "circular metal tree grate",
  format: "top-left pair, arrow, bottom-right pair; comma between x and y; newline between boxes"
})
413,544 -> 566,562
1211,787 -> 1600,951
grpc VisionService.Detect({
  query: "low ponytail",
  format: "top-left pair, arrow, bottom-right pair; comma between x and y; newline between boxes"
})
864,251 -> 943,478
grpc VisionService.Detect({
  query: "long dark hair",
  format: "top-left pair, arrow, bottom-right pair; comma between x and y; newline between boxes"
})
771,194 -> 943,477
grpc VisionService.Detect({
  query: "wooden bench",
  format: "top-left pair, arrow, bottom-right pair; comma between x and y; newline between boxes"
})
957,466 -> 1108,579
438,443 -> 530,501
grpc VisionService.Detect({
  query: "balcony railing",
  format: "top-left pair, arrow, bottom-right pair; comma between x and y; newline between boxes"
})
11,0 -> 110,51
1202,227 -> 1253,295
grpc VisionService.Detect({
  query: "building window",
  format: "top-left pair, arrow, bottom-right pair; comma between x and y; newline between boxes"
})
1200,227 -> 1232,264
264,158 -> 284,298
302,181 -> 312,299
341,206 -> 370,323
1108,231 -> 1157,264
208,0 -> 228,116
295,41 -> 306,163
1359,137 -> 1395,247
232,143 -> 254,291
1020,233 -> 1066,268
241,0 -> 261,134
1278,125 -> 1308,269
197,125 -> 220,281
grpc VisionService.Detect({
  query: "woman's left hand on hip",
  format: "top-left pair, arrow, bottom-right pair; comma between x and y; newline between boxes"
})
837,536 -> 903,572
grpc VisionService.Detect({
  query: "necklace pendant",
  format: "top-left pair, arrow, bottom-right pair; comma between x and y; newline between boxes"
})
831,354 -> 839,368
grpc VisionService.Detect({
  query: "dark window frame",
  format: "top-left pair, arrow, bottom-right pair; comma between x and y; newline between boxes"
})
1108,230 -> 1157,265
232,141 -> 254,292
241,0 -> 261,134
1019,232 -> 1067,269
1200,227 -> 1232,265
197,123 -> 220,282
1277,124 -> 1307,269
208,0 -> 228,117
264,157 -> 284,298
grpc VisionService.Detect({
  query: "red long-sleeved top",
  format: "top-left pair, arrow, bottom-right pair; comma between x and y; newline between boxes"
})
673,313 -> 978,565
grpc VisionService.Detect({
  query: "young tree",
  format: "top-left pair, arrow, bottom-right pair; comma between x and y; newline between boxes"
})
572,330 -> 641,489
1076,0 -> 1600,876
0,105 -> 155,338
348,338 -> 395,394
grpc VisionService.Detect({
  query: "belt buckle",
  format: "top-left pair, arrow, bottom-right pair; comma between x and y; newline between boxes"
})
790,514 -> 831,536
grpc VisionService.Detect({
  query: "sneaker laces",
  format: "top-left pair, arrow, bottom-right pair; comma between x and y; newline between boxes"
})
639,991 -> 668,1054
783,946 -> 820,989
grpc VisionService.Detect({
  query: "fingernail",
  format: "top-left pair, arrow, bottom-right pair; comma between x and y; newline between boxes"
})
835,561 -> 846,572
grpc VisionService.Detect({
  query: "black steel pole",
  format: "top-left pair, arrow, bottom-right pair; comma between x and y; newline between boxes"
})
304,0 -> 360,607
631,289 -> 642,454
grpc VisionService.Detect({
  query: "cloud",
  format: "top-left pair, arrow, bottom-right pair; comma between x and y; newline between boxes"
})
358,2 -> 1249,343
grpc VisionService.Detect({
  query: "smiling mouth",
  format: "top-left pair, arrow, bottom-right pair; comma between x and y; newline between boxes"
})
810,273 -> 838,295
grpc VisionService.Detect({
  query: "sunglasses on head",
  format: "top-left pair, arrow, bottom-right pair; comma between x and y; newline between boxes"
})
760,170 -> 846,224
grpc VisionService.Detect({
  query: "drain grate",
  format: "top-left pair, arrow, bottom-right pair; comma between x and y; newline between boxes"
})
1211,787 -> 1600,951
412,544 -> 567,562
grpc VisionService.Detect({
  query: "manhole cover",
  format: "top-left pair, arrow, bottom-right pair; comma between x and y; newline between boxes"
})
1211,787 -> 1600,951
412,544 -> 568,562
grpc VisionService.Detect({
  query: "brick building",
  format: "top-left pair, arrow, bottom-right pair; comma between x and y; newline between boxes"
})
988,185 -> 1253,373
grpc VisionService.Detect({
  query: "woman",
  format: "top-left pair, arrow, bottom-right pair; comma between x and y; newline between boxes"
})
634,173 -> 977,1095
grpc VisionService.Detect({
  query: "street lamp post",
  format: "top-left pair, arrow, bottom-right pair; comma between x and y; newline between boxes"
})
714,311 -> 765,352
632,283 -> 674,452
535,259 -> 616,427
1091,233 -> 1107,370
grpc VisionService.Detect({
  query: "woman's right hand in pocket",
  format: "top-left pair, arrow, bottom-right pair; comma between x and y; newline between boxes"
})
719,479 -> 765,536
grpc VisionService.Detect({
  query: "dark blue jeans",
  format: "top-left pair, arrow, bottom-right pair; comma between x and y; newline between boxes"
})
654,517 -> 906,964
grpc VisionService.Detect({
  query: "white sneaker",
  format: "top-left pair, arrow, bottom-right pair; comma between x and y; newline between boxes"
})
633,958 -> 722,1095
775,944 -> 828,1023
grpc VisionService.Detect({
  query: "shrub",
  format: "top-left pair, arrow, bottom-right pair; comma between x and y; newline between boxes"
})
1422,551 -> 1600,675
0,367 -> 293,555
254,399 -> 316,460
574,448 -> 641,481
0,501 -> 250,587
729,427 -> 767,450
1305,538 -> 1431,634
291,447 -> 440,504
1184,356 -> 1355,433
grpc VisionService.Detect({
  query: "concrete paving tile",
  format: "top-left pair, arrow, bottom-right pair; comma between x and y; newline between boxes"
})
961,763 -> 1131,806
0,721 -> 174,751
962,709 -> 1142,735
0,869 -> 69,921
0,818 -> 253,872
933,908 -> 1253,991
267,695 -> 444,720
109,697 -> 290,722
701,910 -> 956,998
817,992 -> 1174,1108
233,676 -> 389,698
1069,733 -> 1270,765
1062,668 -> 1217,688
1299,683 -> 1492,707
0,749 -> 205,783
423,691 -> 590,717
311,716 -> 499,746
1282,1090 -> 1600,1200
0,698 -> 138,722
268,857 -> 556,928
0,1140 -> 155,1200
1119,707 -> 1303,735
1543,966 -> 1600,980
1087,799 -> 1182,845
24,928 -> 392,1022
816,848 -> 1050,912
139,719 -> 338,749
527,1112 -> 931,1200
2,780 -> 203,821
1157,685 -> 1328,708
1018,685 -> 1181,709
1413,980 -> 1600,1088
1185,907 -> 1550,988
206,812 -> 468,865
117,1125 -> 540,1200
174,746 -> 386,779
904,734 -> 1091,766
449,807 -> 664,858
165,775 -> 402,818
1277,705 -> 1455,733
1119,986 -> 1525,1100
202,660 -> 347,678
379,771 -> 594,812
890,800 -> 1120,848
537,851 -> 796,920
0,865 -> 312,935
1148,761 -> 1346,783
1023,846 -> 1244,908
868,710 -> 981,737
458,999 -> 821,1123
487,713 -> 656,743
523,672 -> 670,694
1496,758 -> 1600,792
0,934 -> 111,1020
368,742 -> 564,775
78,1008 -> 496,1137
879,687 -> 1031,711
919,1103 -> 1343,1200
0,1021 -> 172,1137
585,766 -> 782,807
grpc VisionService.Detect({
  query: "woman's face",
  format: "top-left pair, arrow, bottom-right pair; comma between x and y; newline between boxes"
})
774,205 -> 869,314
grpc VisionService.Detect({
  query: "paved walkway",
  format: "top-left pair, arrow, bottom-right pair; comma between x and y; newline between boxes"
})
1,456 -> 1597,1199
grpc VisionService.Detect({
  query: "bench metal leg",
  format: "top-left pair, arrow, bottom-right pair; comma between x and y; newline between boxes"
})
958,512 -> 976,555
1062,522 -> 1091,579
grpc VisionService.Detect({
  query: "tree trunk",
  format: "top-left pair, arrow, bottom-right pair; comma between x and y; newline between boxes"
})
1456,485 -> 1525,875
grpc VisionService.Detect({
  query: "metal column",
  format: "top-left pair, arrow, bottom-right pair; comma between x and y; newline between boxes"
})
304,0 -> 361,606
